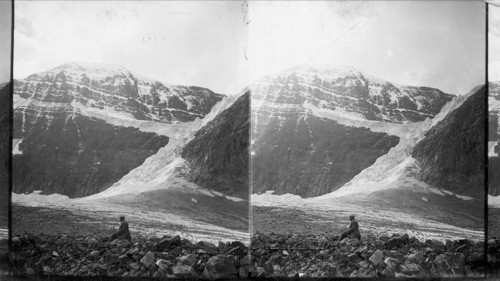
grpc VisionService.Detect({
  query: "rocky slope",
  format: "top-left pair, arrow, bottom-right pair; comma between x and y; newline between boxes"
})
12,62 -> 225,198
13,114 -> 169,197
10,231 -> 496,278
251,64 -> 453,197
252,113 -> 400,197
250,232 -> 486,278
10,232 -> 249,278
181,91 -> 249,199
412,85 -> 485,198
489,81 -> 500,197
490,208 -> 500,239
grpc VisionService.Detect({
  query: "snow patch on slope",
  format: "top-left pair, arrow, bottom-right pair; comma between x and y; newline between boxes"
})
13,94 -> 28,109
490,195 -> 500,207
489,141 -> 498,157
13,190 -> 70,204
12,139 -> 23,155
489,97 -> 500,111
252,191 -> 304,207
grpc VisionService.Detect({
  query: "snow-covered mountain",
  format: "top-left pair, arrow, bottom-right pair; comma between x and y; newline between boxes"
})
12,62 -> 225,198
15,62 -> 224,123
86,89 -> 248,200
313,85 -> 482,200
251,64 -> 455,197
251,65 -> 484,237
252,64 -> 453,125
27,86 -> 251,239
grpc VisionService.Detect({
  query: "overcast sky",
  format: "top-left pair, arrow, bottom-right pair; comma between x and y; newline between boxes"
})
15,1 -> 248,95
249,1 -> 485,95
490,4 -> 500,82
0,1 -> 11,83
15,1 -> 485,96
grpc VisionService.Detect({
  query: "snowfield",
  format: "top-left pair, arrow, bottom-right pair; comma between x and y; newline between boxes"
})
252,191 -> 482,242
490,195 -> 500,208
13,192 -> 249,244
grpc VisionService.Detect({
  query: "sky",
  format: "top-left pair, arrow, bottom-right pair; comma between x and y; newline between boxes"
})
15,1 -> 485,96
490,4 -> 500,82
0,1 -> 11,83
14,1 -> 248,95
249,1 -> 485,95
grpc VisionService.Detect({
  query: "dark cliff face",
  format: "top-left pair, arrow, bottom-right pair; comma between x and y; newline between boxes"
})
489,157 -> 500,196
13,109 -> 169,198
181,92 -> 249,199
412,86 -> 485,198
0,83 -> 10,222
489,82 -> 500,196
251,111 -> 399,197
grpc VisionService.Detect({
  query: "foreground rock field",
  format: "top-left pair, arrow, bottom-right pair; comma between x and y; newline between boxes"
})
10,233 -> 249,278
251,232 -> 488,278
7,231 -> 500,278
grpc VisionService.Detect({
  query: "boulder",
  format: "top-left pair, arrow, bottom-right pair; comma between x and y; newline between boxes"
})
401,260 -> 420,274
178,254 -> 197,266
369,250 -> 384,266
129,262 -> 141,271
425,239 -> 446,252
226,246 -> 246,258
239,255 -> 252,266
448,252 -> 466,274
173,265 -> 198,278
385,234 -> 409,249
406,251 -> 425,263
155,235 -> 181,251
140,251 -> 156,268
239,266 -> 248,278
203,255 -> 238,279
26,267 -> 35,275
255,266 -> 267,277
196,241 -> 219,253
433,254 -> 452,275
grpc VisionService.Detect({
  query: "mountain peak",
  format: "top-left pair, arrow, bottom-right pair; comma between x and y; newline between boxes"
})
50,62 -> 86,73
49,62 -> 130,75
285,63 -> 359,76
23,62 -> 136,83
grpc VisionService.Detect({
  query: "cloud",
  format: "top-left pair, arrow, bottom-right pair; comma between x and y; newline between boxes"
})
14,1 -> 485,95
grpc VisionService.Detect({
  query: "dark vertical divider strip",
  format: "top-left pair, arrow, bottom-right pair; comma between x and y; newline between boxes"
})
485,2 -> 489,274
8,0 -> 14,274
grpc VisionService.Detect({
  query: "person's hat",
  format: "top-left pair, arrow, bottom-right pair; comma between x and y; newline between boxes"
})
349,214 -> 355,219
119,216 -> 125,220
